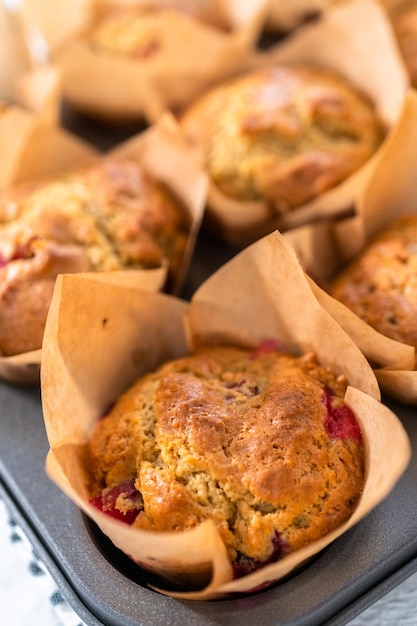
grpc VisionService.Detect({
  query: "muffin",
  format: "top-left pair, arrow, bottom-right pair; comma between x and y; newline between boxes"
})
330,214 -> 417,350
0,156 -> 189,356
33,0 -> 267,123
87,343 -> 364,575
181,65 -> 384,214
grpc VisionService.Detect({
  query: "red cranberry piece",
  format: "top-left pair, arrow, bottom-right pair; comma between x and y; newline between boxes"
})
232,531 -> 289,579
89,479 -> 143,525
0,237 -> 37,268
322,387 -> 362,442
135,38 -> 161,59
224,379 -> 259,399
250,339 -> 282,360
11,239 -> 37,261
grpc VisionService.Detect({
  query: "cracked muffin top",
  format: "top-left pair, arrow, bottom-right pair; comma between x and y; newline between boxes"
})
330,214 -> 417,352
181,65 -> 384,212
87,343 -> 364,577
0,157 -> 189,356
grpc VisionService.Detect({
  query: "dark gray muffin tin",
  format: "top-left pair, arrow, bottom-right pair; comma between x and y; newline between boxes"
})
1,354 -> 417,626
0,107 -> 417,626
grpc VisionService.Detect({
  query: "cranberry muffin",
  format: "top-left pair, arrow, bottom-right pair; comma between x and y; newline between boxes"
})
0,157 -> 189,356
84,4 -> 223,60
87,343 -> 364,577
181,65 -> 384,213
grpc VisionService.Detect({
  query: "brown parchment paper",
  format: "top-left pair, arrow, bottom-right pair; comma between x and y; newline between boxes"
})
21,0 -> 269,124
0,0 -> 64,123
284,89 -> 417,404
0,64 -> 96,190
180,0 -> 409,248
0,4 -> 32,102
0,112 -> 207,384
12,66 -> 63,124
40,229 -> 411,600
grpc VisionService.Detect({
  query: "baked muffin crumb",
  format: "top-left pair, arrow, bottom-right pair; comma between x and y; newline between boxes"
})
87,344 -> 364,572
330,214 -> 417,351
182,65 -> 384,212
0,157 -> 189,356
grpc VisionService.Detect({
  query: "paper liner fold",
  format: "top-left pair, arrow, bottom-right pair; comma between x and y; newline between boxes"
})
0,112 -> 207,384
0,4 -> 88,190
181,0 -> 409,247
283,89 -> 417,404
40,230 -> 411,599
22,0 -> 269,123
12,66 -> 63,124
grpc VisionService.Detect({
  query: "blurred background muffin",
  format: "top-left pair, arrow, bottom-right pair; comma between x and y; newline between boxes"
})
21,0 -> 268,123
330,214 -> 417,351
0,156 -> 189,356
87,344 -> 365,576
181,65 -> 384,214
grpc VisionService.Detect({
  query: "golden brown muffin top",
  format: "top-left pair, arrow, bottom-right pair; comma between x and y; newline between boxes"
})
87,345 -> 364,568
330,214 -> 417,350
182,65 -> 384,211
0,157 -> 188,355
0,157 -> 188,272
84,5 -> 221,59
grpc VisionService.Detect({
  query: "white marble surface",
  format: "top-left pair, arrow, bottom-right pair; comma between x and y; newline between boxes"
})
1,496 -> 416,626
348,571 -> 417,626
0,498 -> 86,626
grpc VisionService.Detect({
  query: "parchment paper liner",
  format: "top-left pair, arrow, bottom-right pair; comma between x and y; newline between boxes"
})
40,230 -> 411,600
0,49 -> 97,189
21,0 -> 269,124
180,0 -> 408,248
0,5 -> 89,187
284,89 -> 417,404
376,0 -> 417,89
0,112 -> 207,384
